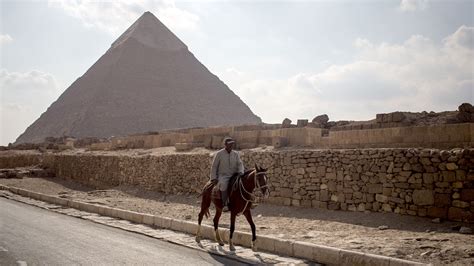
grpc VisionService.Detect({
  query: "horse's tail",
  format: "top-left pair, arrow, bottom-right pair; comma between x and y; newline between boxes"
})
196,180 -> 215,198
199,181 -> 214,219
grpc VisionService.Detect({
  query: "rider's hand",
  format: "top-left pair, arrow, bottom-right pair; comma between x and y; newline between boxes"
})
210,179 -> 218,184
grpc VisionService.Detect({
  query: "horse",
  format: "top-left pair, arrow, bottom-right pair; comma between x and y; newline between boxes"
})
195,164 -> 269,252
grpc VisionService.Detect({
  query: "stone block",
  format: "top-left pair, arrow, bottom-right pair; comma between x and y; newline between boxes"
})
279,188 -> 293,198
83,203 -> 99,214
442,171 -> 456,182
434,193 -> 451,207
339,250 -> 390,266
376,194 -> 388,203
115,209 -> 129,221
452,200 -> 470,208
174,220 -> 197,235
291,199 -> 300,206
328,202 -> 340,210
382,203 -> 392,212
293,241 -> 314,260
257,236 -> 276,253
412,189 -> 434,206
301,200 -> 312,207
104,207 -> 119,218
456,170 -> 466,180
448,207 -> 473,222
326,172 -> 336,180
461,189 -> 474,201
427,207 -> 448,219
52,196 -> 68,206
445,163 -> 458,170
368,184 -> 383,194
312,244 -> 341,266
422,173 -> 434,184
142,214 -> 154,226
274,239 -> 294,256
297,119 -> 308,127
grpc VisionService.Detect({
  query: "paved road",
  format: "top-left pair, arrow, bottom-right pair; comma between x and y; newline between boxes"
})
0,197 -> 243,265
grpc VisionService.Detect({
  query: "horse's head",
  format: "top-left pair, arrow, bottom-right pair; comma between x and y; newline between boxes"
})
254,163 -> 270,198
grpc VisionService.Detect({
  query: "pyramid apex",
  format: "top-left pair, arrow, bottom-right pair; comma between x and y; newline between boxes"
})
111,11 -> 187,51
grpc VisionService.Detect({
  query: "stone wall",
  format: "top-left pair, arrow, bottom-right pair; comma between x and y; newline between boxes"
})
0,152 -> 42,168
41,153 -> 212,194
2,148 -> 471,222
242,148 -> 473,223
104,123 -> 473,150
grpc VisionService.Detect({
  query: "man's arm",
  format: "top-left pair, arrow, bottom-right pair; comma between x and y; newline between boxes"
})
210,152 -> 220,181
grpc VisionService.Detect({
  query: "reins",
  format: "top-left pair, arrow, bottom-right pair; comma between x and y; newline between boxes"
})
236,170 -> 269,215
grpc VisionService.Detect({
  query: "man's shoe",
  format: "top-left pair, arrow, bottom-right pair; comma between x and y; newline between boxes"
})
222,206 -> 229,212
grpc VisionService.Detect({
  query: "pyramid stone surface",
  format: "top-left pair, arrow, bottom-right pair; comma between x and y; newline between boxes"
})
16,12 -> 261,144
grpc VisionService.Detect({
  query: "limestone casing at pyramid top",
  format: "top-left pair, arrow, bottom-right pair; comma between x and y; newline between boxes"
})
110,11 -> 188,51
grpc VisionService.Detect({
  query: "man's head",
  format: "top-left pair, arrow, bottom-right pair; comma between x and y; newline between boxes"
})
223,137 -> 235,152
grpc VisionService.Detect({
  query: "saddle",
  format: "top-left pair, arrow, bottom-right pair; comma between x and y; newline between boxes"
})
211,170 -> 254,205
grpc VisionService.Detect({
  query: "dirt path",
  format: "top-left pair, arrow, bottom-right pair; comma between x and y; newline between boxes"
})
1,176 -> 473,265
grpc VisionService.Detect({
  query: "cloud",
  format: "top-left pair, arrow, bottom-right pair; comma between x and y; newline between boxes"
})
48,0 -> 199,34
0,69 -> 60,145
0,34 -> 13,45
226,25 -> 473,123
225,67 -> 244,76
443,25 -> 474,50
399,0 -> 429,12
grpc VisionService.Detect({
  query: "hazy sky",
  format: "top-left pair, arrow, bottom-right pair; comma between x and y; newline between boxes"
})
1,0 -> 473,145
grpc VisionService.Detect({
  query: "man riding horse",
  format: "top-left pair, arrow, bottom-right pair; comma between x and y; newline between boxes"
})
196,140 -> 269,251
209,137 -> 244,212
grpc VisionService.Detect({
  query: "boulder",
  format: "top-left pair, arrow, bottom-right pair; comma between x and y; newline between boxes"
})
312,114 -> 329,124
281,118 -> 292,128
458,103 -> 474,113
457,103 -> 474,122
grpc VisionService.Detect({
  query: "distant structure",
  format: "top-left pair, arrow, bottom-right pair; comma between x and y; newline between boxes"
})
16,11 -> 261,144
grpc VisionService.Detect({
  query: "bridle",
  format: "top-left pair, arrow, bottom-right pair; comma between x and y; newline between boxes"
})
237,169 -> 269,215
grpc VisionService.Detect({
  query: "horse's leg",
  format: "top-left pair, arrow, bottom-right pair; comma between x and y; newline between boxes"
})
196,191 -> 211,243
213,207 -> 224,246
243,210 -> 257,252
229,212 -> 237,251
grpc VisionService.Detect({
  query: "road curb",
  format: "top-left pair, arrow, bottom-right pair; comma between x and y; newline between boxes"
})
0,184 -> 427,265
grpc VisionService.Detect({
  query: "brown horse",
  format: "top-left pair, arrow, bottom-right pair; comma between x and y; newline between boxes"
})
196,164 -> 269,251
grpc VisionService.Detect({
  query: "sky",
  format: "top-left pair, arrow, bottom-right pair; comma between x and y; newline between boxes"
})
1,0 -> 473,145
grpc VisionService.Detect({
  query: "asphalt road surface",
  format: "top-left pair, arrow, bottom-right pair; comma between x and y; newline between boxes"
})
0,197 -> 244,265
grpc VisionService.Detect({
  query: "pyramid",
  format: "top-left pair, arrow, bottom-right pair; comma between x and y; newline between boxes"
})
15,12 -> 261,144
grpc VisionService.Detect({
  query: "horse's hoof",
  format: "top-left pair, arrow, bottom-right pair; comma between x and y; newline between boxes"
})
195,236 -> 201,243
229,245 -> 236,252
218,241 -> 225,246
251,241 -> 257,252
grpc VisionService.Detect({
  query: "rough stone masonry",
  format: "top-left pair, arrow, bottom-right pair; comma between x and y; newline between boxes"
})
2,148 -> 473,222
